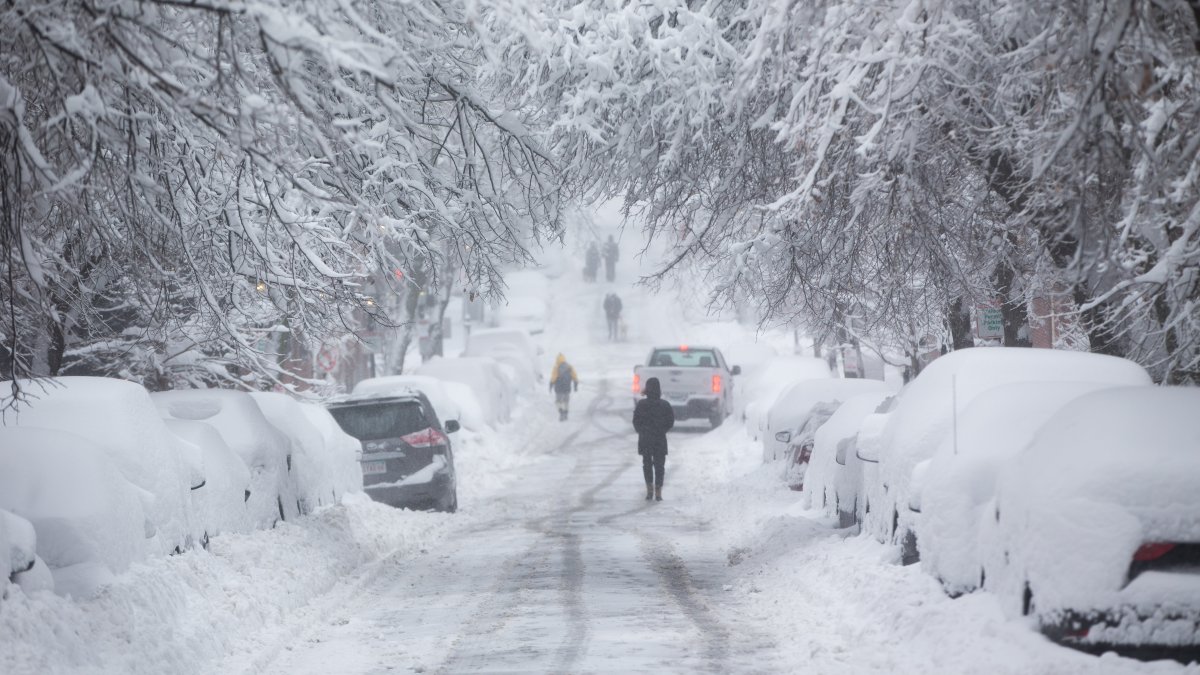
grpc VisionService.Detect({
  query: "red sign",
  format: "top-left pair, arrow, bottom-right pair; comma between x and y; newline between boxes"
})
317,344 -> 339,373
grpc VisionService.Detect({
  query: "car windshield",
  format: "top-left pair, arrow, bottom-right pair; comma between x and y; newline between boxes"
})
329,401 -> 428,441
649,349 -> 718,368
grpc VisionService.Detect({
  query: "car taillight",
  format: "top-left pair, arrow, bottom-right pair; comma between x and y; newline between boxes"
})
401,427 -> 448,449
711,375 -> 721,393
633,373 -> 641,394
1133,542 -> 1176,562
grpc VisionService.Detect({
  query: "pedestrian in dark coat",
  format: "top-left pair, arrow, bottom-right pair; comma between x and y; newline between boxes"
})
632,377 -> 674,501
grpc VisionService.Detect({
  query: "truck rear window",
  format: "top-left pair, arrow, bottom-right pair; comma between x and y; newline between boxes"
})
328,401 -> 429,441
648,349 -> 719,368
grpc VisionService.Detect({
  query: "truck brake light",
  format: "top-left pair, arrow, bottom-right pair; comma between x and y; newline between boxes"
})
711,374 -> 721,393
633,373 -> 641,394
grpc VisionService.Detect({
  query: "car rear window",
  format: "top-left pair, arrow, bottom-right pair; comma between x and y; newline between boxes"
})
648,349 -> 719,368
328,401 -> 428,441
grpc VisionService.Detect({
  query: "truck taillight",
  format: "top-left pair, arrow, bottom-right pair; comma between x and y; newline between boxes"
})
633,373 -> 641,394
711,374 -> 721,393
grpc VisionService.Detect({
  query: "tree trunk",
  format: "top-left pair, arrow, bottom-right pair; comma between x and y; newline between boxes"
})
993,262 -> 1030,347
946,298 -> 974,350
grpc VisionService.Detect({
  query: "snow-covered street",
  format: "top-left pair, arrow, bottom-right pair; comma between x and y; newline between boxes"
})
7,251 -> 1195,675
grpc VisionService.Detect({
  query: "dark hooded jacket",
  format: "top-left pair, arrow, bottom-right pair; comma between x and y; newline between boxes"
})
633,377 -> 675,456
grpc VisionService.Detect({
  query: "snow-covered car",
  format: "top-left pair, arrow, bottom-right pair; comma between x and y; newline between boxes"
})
0,427 -> 149,597
740,356 -> 832,441
415,356 -> 514,426
803,391 -> 894,528
162,418 -> 253,540
462,327 -> 542,391
982,386 -> 1200,653
327,393 -> 460,513
297,402 -> 364,500
764,377 -> 893,470
633,345 -> 741,428
12,377 -> 198,555
153,389 -> 300,529
250,392 -> 361,514
353,374 -> 487,432
492,296 -> 548,336
855,348 -> 1153,565
915,380 -> 1148,596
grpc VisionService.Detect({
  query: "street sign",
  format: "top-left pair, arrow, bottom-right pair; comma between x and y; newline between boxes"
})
317,344 -> 339,373
977,306 -> 1003,339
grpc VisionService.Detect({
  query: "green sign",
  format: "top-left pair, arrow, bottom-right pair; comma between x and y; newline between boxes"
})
977,307 -> 1003,339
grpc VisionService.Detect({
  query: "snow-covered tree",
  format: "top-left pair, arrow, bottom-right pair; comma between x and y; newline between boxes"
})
1,0 -> 561,405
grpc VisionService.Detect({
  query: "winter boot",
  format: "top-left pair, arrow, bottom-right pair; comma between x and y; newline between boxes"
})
654,486 -> 662,502
645,484 -> 654,501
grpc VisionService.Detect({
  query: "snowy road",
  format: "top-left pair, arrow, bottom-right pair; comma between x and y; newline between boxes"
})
249,374 -> 779,674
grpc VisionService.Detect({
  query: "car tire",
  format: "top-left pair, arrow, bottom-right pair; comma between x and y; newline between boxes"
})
709,411 -> 723,429
439,490 -> 458,514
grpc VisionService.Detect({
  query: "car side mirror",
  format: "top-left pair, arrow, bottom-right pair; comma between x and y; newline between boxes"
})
445,420 -> 461,434
854,412 -> 888,463
731,365 -> 742,375
835,438 -> 851,466
775,430 -> 792,444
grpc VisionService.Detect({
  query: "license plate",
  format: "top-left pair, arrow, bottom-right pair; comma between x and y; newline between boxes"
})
362,460 -> 388,475
669,393 -> 688,401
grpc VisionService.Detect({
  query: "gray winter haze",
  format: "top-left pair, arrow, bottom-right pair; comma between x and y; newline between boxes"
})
2,1 -> 1199,673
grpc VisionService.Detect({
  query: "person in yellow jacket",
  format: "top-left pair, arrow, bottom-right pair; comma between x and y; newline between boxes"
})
549,353 -> 579,421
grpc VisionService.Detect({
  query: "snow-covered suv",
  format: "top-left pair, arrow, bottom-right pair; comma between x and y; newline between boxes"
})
328,392 -> 460,513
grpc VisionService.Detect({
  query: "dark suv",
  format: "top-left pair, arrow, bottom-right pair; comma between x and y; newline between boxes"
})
327,392 -> 459,512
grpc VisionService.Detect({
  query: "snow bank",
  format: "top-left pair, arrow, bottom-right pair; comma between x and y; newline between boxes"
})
0,427 -> 148,598
0,496 -> 452,675
153,390 -> 299,529
11,377 -> 196,555
990,386 -> 1200,629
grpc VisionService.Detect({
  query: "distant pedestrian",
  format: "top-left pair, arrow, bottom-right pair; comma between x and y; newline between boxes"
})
603,293 -> 623,341
602,235 -> 619,282
584,243 -> 601,282
633,377 -> 674,501
549,353 -> 579,421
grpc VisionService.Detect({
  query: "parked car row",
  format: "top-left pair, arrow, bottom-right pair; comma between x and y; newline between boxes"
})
1,377 -> 362,598
788,347 -> 1199,653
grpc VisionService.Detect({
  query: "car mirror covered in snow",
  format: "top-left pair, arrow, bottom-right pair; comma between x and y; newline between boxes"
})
445,420 -> 461,434
775,430 -> 792,444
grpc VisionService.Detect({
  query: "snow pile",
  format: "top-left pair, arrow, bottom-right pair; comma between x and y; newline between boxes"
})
0,427 -> 148,598
988,385 -> 1200,638
10,377 -> 196,555
0,496 -> 452,675
859,348 -> 1151,548
153,389 -> 299,529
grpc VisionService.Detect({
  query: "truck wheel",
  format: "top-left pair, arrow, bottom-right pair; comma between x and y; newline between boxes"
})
709,410 -> 723,428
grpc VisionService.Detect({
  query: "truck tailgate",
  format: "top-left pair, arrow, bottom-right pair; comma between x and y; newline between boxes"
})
636,367 -> 714,402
